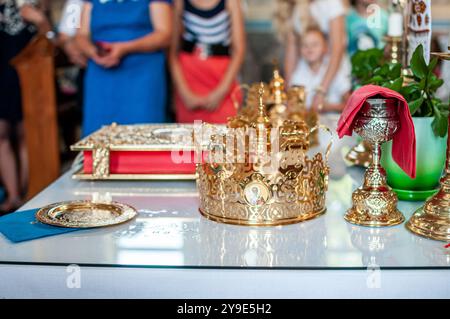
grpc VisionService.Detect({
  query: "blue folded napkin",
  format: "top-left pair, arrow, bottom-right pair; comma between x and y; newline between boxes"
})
0,208 -> 81,243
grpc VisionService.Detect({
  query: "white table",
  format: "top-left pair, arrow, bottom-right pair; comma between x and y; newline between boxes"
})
1,116 -> 449,298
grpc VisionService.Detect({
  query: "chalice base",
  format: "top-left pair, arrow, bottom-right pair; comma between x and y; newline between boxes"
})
406,188 -> 450,241
345,188 -> 405,227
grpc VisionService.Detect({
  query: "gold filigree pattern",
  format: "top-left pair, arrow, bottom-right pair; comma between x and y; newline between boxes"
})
92,146 -> 110,179
237,66 -> 318,132
198,163 -> 329,226
197,84 -> 331,226
72,123 -> 226,151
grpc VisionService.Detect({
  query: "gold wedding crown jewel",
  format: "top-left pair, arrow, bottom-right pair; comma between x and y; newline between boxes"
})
197,83 -> 332,226
236,63 -> 319,145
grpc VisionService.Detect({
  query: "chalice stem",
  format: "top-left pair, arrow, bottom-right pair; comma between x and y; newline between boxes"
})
363,142 -> 385,189
373,142 -> 381,168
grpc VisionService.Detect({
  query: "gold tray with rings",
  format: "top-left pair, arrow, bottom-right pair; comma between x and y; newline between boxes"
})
36,200 -> 138,228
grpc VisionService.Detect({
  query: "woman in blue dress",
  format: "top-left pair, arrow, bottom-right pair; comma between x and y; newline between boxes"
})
76,0 -> 172,136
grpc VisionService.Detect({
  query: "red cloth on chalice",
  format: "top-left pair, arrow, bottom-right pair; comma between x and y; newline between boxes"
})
337,84 -> 416,178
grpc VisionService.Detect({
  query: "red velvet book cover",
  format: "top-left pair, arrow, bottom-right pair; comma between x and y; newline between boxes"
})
83,150 -> 197,175
70,124 -> 216,178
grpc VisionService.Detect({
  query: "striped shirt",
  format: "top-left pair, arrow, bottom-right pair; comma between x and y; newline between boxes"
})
182,0 -> 231,46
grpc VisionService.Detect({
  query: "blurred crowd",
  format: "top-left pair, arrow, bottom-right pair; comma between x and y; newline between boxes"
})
0,0 -> 448,212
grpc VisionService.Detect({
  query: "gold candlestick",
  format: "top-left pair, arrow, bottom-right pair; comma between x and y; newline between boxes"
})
385,36 -> 403,64
386,1 -> 414,85
384,34 -> 414,86
345,98 -> 405,227
406,47 -> 450,241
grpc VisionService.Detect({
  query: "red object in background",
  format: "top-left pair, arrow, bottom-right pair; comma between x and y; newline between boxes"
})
337,85 -> 416,178
83,151 -> 198,175
175,51 -> 241,124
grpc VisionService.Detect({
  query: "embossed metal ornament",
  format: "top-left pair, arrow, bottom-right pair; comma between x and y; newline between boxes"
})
237,65 -> 317,131
71,123 -> 225,180
197,84 -> 332,226
345,98 -> 405,227
36,200 -> 137,228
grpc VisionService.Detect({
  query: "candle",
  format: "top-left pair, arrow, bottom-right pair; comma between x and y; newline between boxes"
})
388,12 -> 403,37
15,0 -> 27,7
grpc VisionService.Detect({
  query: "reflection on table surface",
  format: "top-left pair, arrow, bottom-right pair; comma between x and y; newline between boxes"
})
1,115 -> 449,269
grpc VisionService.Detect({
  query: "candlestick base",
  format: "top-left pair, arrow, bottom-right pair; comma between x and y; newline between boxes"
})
406,174 -> 450,242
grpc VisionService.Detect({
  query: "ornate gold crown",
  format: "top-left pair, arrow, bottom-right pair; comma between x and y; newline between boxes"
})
237,64 -> 319,145
197,84 -> 331,226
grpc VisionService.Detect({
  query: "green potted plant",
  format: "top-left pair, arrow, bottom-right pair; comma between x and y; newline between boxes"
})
351,45 -> 448,201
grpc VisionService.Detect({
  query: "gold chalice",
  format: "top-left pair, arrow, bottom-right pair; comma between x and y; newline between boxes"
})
345,98 -> 405,227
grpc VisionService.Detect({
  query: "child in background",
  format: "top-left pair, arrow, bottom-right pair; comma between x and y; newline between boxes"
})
290,27 -> 351,112
170,0 -> 245,124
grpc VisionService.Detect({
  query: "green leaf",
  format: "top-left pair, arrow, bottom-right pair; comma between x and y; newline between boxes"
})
377,64 -> 390,76
400,84 -> 419,98
385,77 -> 403,92
410,45 -> 428,79
366,75 -> 384,84
432,110 -> 448,137
429,78 -> 444,91
428,57 -> 438,73
424,99 -> 434,117
408,97 -> 424,115
389,63 -> 402,79
418,77 -> 427,90
437,101 -> 450,115
351,48 -> 387,86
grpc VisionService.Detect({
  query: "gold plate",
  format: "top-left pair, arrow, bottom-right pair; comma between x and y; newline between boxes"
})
36,200 -> 138,228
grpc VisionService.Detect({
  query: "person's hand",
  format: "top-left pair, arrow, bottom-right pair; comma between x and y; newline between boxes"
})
94,42 -> 128,68
19,5 -> 46,27
311,92 -> 326,113
62,38 -> 88,68
204,87 -> 227,111
182,91 -> 205,110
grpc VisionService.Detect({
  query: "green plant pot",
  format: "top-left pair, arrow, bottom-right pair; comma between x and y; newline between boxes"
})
381,117 -> 447,201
